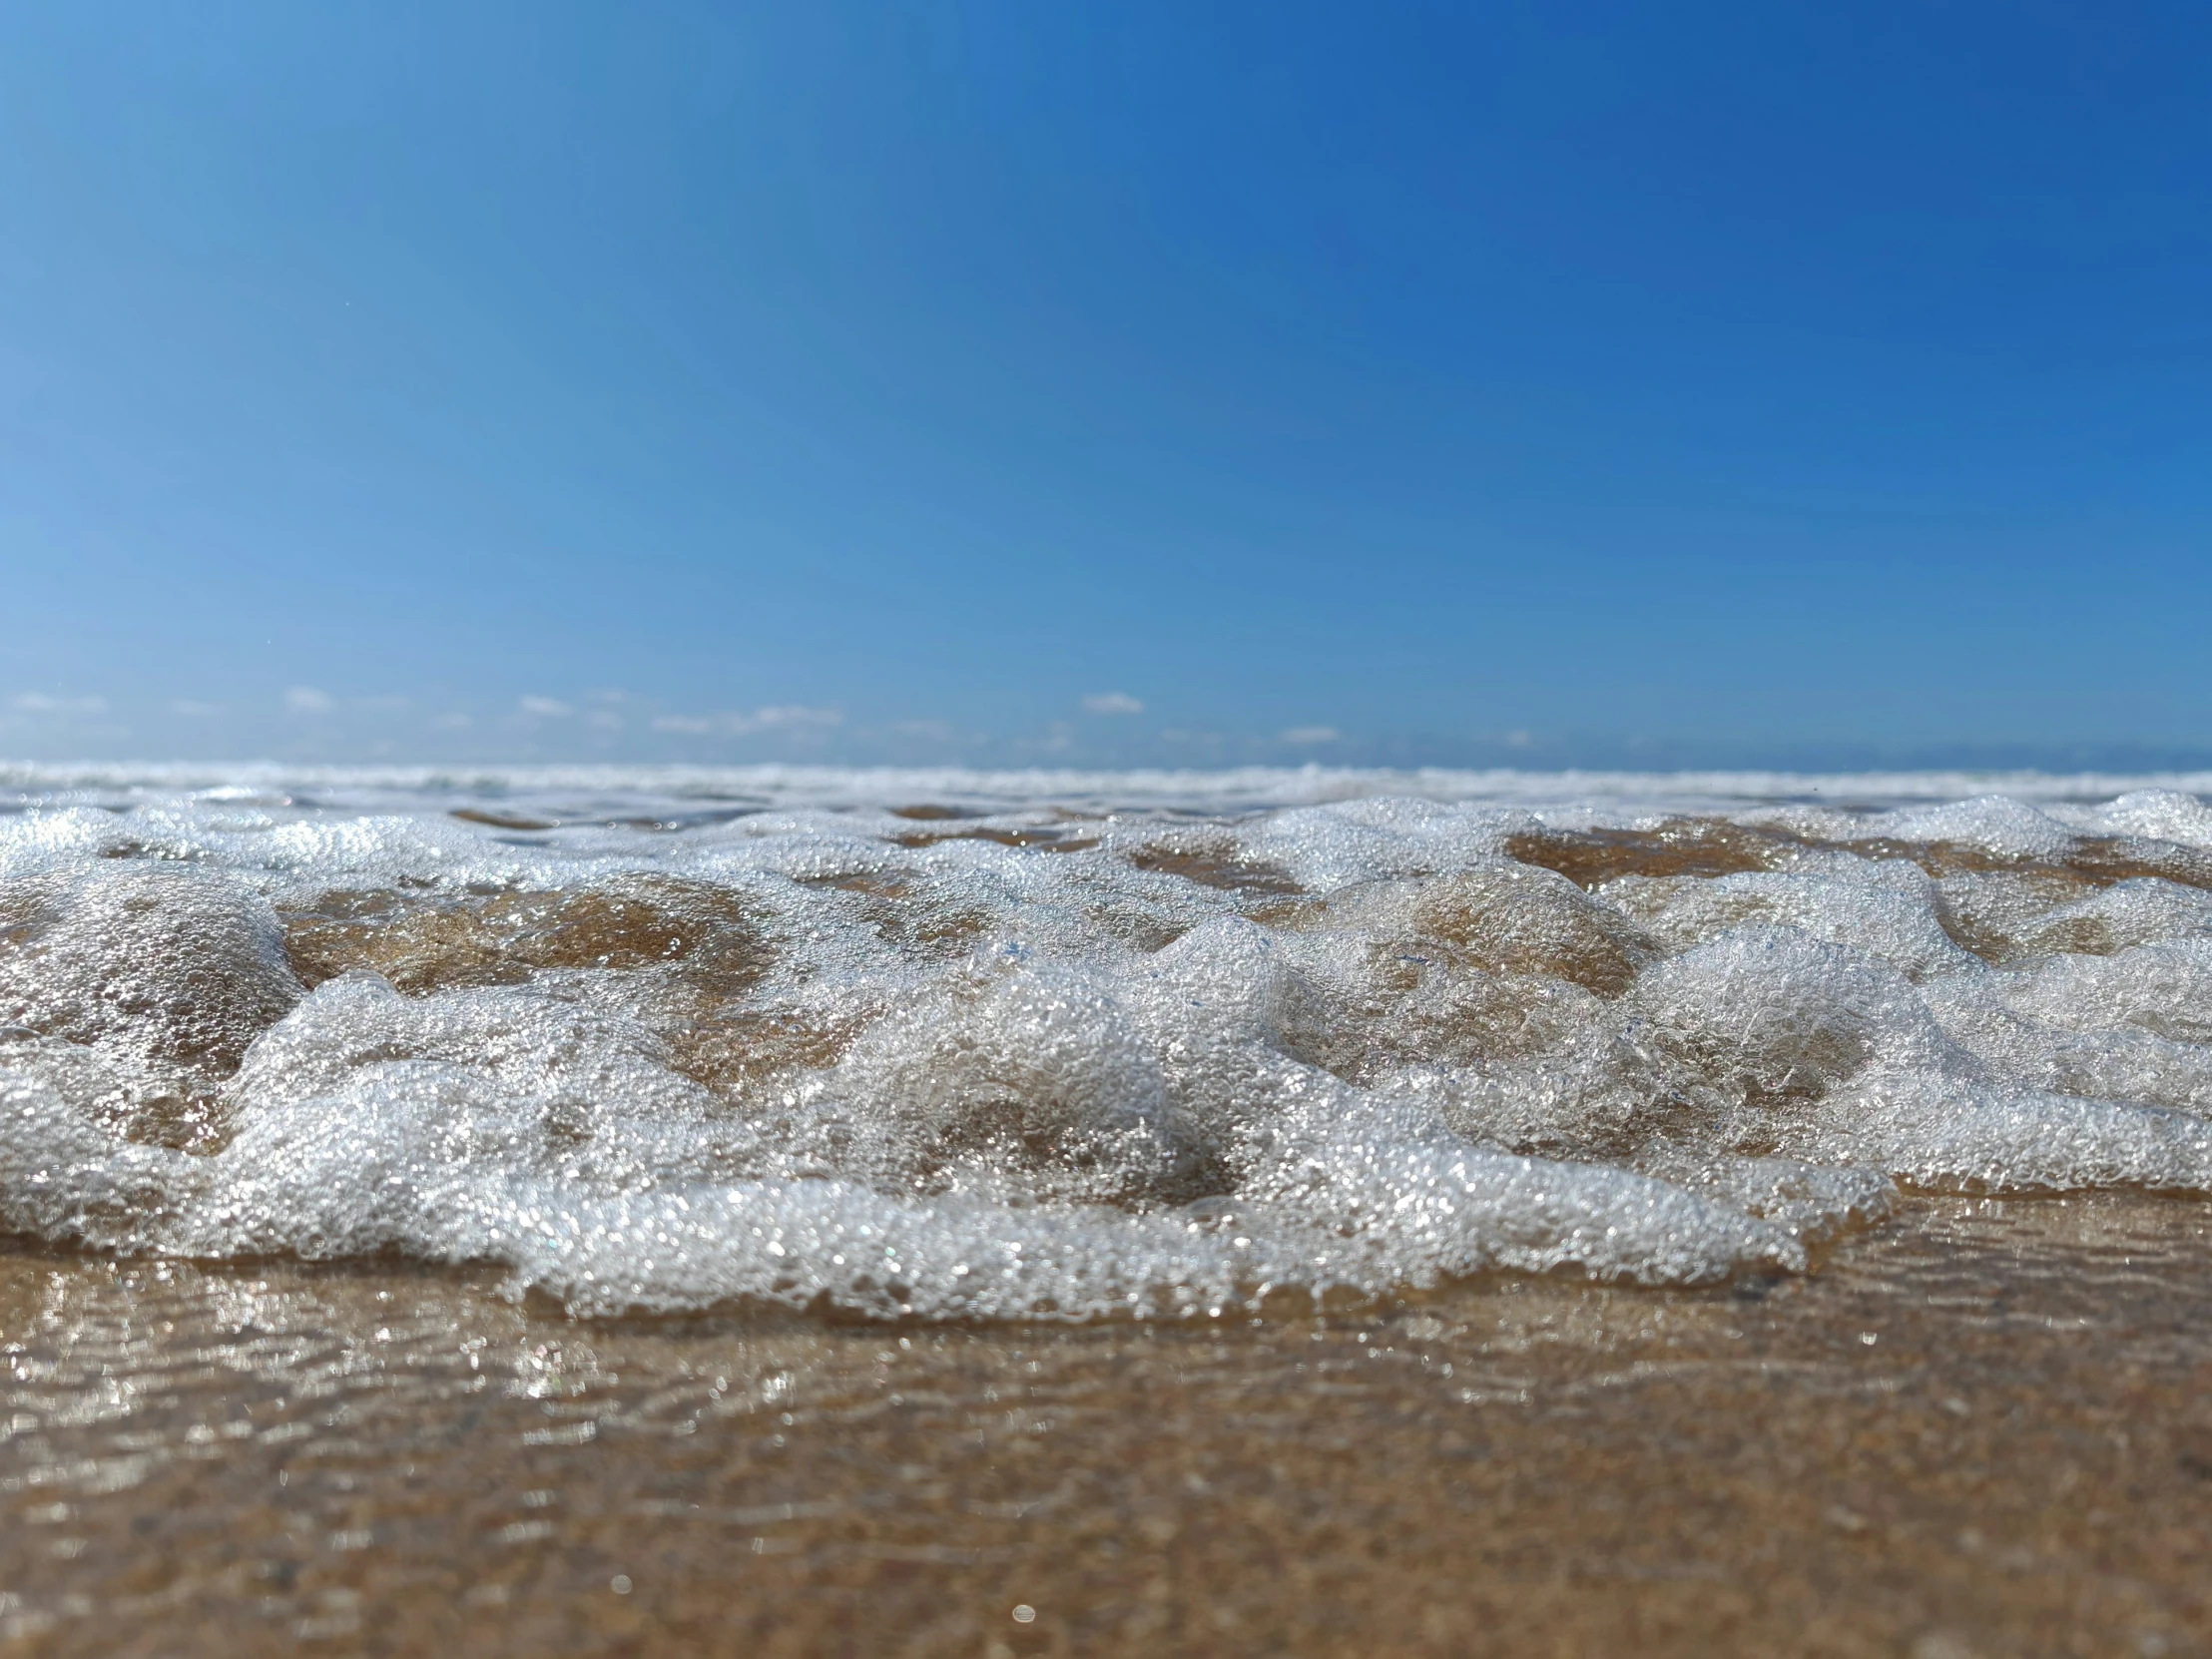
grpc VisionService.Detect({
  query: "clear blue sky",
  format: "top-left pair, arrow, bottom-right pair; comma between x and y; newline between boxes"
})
3,2 -> 2208,767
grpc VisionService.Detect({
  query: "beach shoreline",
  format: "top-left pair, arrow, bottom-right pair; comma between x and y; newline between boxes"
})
6,1193 -> 2209,1657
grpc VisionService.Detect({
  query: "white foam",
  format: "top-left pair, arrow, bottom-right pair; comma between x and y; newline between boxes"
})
1,771 -> 2209,1318
0,863 -> 301,1070
1606,869 -> 1977,982
2087,790 -> 2212,848
1868,796 -> 2079,859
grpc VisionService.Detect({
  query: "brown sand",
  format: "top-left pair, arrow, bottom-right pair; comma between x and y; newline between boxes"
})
4,1196 -> 2211,1658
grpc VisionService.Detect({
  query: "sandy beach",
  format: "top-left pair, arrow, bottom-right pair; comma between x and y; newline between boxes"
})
6,1192 -> 2210,1658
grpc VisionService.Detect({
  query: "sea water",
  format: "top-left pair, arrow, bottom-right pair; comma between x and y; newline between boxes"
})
5,762 -> 2212,1321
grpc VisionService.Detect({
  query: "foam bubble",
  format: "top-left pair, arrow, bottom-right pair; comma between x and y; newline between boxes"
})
1867,796 -> 2079,858
1606,869 -> 1976,981
0,863 -> 298,1064
1631,927 -> 1963,1101
2089,790 -> 2212,848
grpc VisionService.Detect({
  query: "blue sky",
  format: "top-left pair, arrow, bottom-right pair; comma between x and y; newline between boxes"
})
3,2 -> 2208,767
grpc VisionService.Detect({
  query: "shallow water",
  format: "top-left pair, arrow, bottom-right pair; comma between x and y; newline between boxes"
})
7,766 -> 2212,1652
7,765 -> 2212,1320
4,1195 -> 2211,1656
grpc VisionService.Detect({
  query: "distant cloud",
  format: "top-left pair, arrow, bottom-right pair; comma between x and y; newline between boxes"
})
10,693 -> 107,715
587,711 -> 623,731
284,686 -> 334,715
519,696 -> 573,717
429,712 -> 472,730
1082,692 -> 1144,716
1282,726 -> 1340,745
168,700 -> 224,718
651,705 -> 843,738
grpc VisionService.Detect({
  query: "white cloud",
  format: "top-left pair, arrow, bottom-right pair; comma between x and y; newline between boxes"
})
587,711 -> 624,731
651,705 -> 843,738
1082,692 -> 1145,716
429,713 -> 473,730
11,693 -> 107,715
168,700 -> 224,718
519,696 -> 573,718
755,704 -> 842,731
890,719 -> 956,743
1282,726 -> 1341,745
285,687 -> 334,715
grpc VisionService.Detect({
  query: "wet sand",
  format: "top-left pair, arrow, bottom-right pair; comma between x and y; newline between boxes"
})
5,1197 -> 2212,1658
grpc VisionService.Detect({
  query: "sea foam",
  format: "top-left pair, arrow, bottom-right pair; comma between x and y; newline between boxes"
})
4,766 -> 2211,1318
